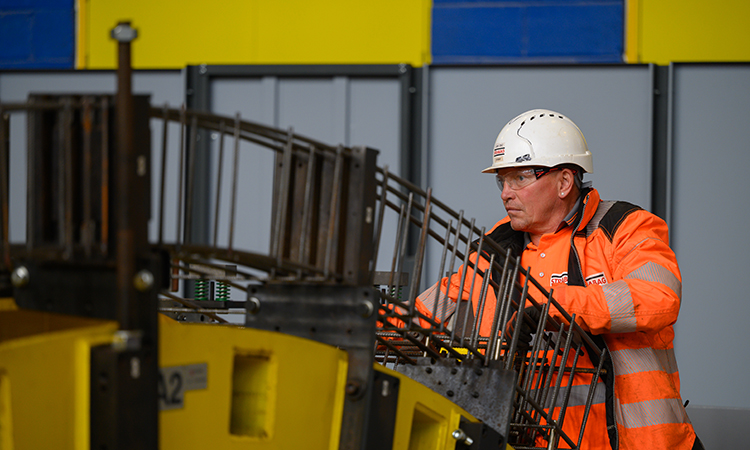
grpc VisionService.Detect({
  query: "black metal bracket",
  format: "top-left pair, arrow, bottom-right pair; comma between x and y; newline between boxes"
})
90,343 -> 158,450
396,357 -> 515,446
367,370 -> 400,450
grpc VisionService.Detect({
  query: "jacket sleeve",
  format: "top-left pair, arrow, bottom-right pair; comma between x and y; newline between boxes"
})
440,251 -> 495,305
551,210 -> 682,335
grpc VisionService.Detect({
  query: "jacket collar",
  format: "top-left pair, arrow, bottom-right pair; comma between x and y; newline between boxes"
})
574,187 -> 600,233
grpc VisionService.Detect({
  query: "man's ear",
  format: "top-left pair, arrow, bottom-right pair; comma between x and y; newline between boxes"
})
558,168 -> 576,198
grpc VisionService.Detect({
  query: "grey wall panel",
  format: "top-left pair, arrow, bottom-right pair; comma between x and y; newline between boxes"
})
349,78 -> 401,172
688,406 -> 749,450
1,72 -> 117,101
278,78 -> 343,144
670,64 -> 750,410
0,70 -> 184,243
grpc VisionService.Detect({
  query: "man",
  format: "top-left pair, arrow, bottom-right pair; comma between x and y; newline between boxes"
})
439,109 -> 701,449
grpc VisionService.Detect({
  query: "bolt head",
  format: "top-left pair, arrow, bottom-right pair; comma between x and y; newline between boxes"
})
111,23 -> 138,42
133,269 -> 154,292
248,297 -> 261,314
11,266 -> 29,288
345,381 -> 361,396
360,300 -> 374,318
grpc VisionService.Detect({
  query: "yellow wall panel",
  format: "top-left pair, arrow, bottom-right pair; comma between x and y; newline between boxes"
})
624,0 -> 640,63
635,0 -> 750,64
81,0 -> 431,69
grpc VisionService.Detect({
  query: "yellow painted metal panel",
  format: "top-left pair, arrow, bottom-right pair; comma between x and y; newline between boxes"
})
75,0 -> 87,69
625,0 -> 640,63
377,365 -> 476,450
637,0 -> 750,64
0,299 -> 16,312
0,370 -> 14,450
158,315 -> 348,450
82,0 -> 432,69
0,310 -> 117,450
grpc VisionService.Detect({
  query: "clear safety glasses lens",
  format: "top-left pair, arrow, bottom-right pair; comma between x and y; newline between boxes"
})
495,167 -> 563,191
495,168 -> 541,191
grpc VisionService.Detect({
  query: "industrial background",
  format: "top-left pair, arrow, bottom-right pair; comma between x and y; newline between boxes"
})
2,0 -> 749,448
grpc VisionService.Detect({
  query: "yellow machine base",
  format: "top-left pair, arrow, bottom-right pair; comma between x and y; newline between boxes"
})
1,303 -> 504,449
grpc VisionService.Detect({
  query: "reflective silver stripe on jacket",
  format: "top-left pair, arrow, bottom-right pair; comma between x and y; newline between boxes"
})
610,347 -> 679,376
417,281 -> 457,323
529,381 -> 607,409
601,280 -> 637,333
584,200 -> 615,237
625,261 -> 682,299
602,261 -> 681,333
616,398 -> 691,428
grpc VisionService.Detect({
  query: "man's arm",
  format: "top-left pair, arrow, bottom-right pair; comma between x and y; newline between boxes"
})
550,210 -> 681,335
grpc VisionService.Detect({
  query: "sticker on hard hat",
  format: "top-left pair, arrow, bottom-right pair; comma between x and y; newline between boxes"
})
515,154 -> 532,163
493,146 -> 505,158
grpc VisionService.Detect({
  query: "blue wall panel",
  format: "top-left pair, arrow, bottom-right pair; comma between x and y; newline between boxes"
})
0,12 -> 33,60
433,5 -> 524,59
433,0 -> 624,64
0,0 -> 74,69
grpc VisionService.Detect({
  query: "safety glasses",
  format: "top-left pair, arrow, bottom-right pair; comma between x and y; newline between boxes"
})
495,167 -> 561,191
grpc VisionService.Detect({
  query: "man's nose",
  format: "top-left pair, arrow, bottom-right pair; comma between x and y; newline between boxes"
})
500,183 -> 513,201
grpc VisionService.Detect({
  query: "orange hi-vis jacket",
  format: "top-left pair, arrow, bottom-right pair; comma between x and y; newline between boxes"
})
438,188 -> 698,450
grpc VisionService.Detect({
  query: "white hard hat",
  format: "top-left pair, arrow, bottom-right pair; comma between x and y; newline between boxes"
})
482,109 -> 593,174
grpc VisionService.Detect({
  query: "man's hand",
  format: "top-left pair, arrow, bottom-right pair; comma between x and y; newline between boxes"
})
505,305 -> 544,349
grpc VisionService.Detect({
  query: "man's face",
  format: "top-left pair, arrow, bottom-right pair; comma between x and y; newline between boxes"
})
497,166 -> 562,235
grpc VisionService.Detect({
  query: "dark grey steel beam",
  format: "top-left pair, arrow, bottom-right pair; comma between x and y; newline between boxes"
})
650,63 -> 673,222
185,65 -> 212,245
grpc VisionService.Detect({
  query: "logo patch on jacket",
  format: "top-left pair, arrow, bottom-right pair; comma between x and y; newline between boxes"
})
550,272 -> 608,286
550,273 -> 568,285
585,272 -> 608,286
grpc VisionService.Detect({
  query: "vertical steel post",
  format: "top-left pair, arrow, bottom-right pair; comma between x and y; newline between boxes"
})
112,21 -> 138,330
0,111 -> 8,272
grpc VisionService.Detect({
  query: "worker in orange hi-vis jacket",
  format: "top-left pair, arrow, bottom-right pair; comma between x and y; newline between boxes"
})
429,109 -> 703,450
